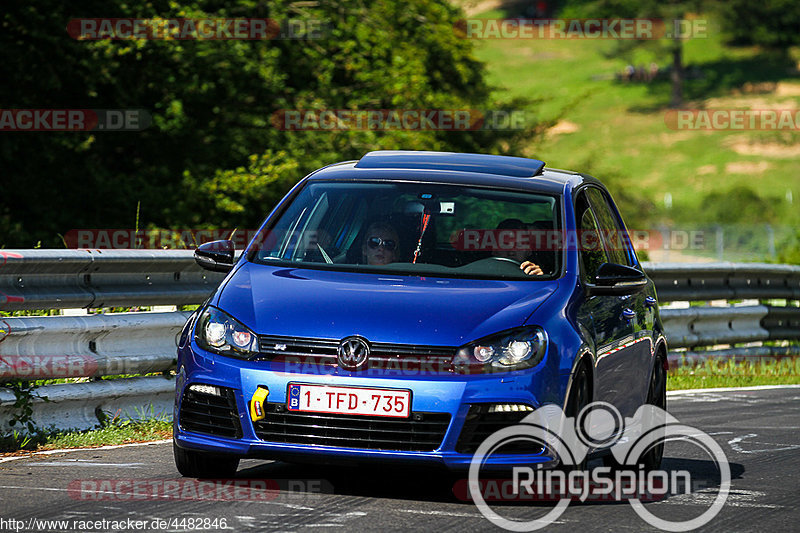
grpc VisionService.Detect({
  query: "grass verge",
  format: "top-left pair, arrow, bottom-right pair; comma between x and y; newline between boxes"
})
668,356 -> 800,389
38,419 -> 172,451
0,418 -> 172,454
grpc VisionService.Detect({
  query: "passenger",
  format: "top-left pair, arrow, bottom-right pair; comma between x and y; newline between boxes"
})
362,221 -> 400,266
494,218 -> 544,276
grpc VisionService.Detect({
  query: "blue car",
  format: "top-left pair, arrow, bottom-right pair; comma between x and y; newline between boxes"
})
173,150 -> 667,477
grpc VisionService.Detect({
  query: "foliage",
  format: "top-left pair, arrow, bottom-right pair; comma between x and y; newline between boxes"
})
0,0 -> 545,247
2,379 -> 47,433
698,186 -> 778,225
776,230 -> 800,266
716,0 -> 800,49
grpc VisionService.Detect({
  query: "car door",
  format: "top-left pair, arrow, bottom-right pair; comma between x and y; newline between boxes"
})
575,188 -> 639,417
586,187 -> 655,409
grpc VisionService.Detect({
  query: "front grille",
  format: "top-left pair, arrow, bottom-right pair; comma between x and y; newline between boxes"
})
179,385 -> 242,439
258,335 -> 455,373
456,404 -> 544,454
254,402 -> 451,452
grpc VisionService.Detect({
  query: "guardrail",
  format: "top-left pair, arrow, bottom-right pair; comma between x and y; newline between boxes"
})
0,249 -> 225,310
643,262 -> 800,301
1,250 -> 798,433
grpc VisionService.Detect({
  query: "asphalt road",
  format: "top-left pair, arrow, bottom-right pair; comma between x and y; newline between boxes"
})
1,386 -> 799,532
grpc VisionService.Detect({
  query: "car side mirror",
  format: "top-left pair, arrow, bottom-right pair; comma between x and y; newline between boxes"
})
589,263 -> 647,295
194,240 -> 235,273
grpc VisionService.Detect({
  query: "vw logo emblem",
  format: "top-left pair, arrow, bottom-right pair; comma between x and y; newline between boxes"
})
338,336 -> 370,370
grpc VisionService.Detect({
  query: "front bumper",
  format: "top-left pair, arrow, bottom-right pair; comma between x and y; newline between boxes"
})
174,343 -> 563,471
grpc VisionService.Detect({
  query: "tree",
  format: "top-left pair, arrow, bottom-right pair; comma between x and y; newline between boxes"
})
0,0 -> 545,247
560,0 -> 705,108
717,0 -> 800,49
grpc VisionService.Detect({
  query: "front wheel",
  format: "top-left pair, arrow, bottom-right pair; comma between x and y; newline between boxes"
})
639,356 -> 667,471
174,442 -> 240,478
603,356 -> 667,472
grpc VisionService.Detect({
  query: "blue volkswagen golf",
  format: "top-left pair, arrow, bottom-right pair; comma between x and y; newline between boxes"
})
173,150 -> 667,477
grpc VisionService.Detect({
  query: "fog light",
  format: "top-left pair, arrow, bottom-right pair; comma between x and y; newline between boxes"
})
189,383 -> 222,396
488,403 -> 534,414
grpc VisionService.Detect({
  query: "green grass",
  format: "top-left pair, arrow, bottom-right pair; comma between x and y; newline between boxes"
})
38,418 -> 172,451
470,10 -> 800,255
668,357 -> 800,389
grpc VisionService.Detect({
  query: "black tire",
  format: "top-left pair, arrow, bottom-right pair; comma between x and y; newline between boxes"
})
603,356 -> 666,472
562,363 -> 590,471
173,442 -> 240,478
639,355 -> 667,471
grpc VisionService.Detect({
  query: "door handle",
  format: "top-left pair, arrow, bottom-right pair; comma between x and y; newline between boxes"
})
645,296 -> 657,308
622,308 -> 636,320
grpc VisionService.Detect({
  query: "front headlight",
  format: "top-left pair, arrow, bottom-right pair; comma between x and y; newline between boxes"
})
453,327 -> 547,373
195,306 -> 259,359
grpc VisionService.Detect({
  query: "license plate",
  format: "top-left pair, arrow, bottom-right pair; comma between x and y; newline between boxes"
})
287,383 -> 411,418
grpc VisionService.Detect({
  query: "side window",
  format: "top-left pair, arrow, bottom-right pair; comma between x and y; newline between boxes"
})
575,191 -> 608,283
586,187 -> 633,267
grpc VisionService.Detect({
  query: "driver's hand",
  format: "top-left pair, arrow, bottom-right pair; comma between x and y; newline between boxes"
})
520,261 -> 543,276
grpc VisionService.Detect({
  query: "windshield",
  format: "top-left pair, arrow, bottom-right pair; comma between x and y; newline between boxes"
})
250,181 -> 561,280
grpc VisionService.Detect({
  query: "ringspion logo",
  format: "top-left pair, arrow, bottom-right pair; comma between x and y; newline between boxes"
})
468,402 -> 730,531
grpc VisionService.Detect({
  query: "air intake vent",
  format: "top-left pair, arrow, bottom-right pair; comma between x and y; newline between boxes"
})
254,403 -> 451,452
179,384 -> 242,439
456,403 -> 543,454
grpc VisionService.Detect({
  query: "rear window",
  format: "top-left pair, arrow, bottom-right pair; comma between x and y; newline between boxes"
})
250,181 -> 562,280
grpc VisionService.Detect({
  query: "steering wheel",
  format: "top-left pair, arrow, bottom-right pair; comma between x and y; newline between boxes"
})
489,256 -> 544,276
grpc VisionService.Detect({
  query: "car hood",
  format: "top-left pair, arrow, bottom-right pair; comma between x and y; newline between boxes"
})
215,262 -> 558,347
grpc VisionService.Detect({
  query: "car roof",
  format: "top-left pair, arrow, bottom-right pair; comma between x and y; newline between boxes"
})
305,150 -> 600,195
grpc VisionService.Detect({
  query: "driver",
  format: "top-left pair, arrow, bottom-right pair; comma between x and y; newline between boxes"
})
494,218 -> 544,276
362,221 -> 400,266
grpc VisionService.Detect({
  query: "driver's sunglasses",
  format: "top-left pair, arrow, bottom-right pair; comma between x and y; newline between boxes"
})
367,237 -> 397,251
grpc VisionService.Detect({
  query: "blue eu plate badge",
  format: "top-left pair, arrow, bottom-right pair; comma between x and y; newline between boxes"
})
288,384 -> 301,409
